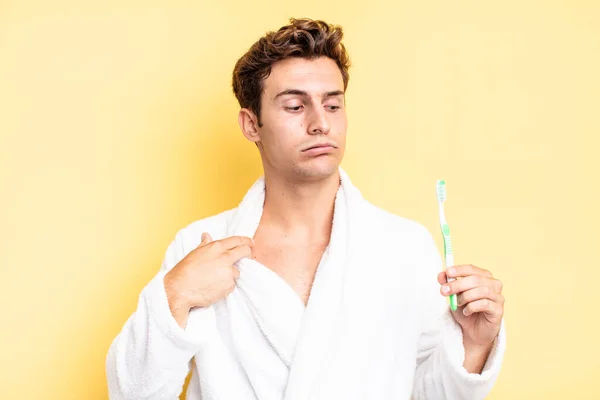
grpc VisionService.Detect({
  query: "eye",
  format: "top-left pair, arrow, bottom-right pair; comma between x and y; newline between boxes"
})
285,105 -> 303,112
326,105 -> 341,111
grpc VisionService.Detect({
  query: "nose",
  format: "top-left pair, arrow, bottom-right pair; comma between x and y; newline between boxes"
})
307,106 -> 331,135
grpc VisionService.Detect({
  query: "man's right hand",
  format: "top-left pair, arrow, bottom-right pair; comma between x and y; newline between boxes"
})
163,232 -> 254,328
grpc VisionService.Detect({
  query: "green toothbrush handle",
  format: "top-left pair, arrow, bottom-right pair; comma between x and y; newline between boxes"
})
449,293 -> 458,311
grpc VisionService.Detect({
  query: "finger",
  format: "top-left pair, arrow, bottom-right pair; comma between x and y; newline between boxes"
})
209,236 -> 254,252
221,244 -> 253,264
198,232 -> 213,247
441,274 -> 497,296
462,298 -> 503,318
495,279 -> 503,294
446,264 -> 493,279
437,271 -> 447,285
457,286 -> 504,307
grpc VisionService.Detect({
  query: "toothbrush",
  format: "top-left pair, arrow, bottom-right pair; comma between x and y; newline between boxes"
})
436,180 -> 458,311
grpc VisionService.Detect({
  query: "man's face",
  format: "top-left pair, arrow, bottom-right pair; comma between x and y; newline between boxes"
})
253,56 -> 347,181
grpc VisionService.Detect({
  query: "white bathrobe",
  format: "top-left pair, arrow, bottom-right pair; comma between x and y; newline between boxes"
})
106,168 -> 506,400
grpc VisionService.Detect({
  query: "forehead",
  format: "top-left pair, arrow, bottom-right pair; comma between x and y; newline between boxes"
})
263,57 -> 344,98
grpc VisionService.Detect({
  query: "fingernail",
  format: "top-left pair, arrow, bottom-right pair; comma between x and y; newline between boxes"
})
441,285 -> 450,294
463,307 -> 469,316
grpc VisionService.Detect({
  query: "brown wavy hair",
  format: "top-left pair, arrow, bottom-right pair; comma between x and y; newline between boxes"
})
232,18 -> 351,127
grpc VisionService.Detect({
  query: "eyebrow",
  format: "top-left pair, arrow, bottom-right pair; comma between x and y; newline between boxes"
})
273,89 -> 345,100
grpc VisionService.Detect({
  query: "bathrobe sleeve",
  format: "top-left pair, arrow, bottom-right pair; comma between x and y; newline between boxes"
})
106,229 -> 215,400
411,227 -> 506,400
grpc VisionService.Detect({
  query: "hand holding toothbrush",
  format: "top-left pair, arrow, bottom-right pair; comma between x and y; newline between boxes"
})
435,180 -> 504,373
437,265 -> 504,347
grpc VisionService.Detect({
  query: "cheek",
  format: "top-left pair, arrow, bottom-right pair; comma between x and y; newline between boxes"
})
334,115 -> 348,137
271,112 -> 299,132
262,111 -> 308,150
276,116 -> 307,138
264,122 -> 303,154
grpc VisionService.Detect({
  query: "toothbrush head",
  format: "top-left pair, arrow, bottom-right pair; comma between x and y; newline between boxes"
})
436,180 -> 447,203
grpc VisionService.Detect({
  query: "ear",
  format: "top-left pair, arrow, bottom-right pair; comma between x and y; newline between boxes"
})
238,108 -> 261,143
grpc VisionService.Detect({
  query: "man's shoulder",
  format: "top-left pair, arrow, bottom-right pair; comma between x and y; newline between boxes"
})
356,199 -> 440,280
361,199 -> 432,241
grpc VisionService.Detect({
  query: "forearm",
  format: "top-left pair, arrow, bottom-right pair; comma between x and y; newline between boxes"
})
412,312 -> 506,400
164,271 -> 192,329
106,271 -> 206,399
462,339 -> 494,374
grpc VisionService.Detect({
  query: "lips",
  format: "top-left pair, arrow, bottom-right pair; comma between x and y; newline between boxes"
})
303,143 -> 337,151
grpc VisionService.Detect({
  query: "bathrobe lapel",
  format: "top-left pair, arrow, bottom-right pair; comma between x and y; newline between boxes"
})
284,169 -> 366,400
223,168 -> 366,400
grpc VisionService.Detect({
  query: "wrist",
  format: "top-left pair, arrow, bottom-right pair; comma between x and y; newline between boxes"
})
164,272 -> 191,317
462,337 -> 494,374
463,337 -> 494,354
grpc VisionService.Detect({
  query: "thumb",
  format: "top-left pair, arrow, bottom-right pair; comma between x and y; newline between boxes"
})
199,232 -> 213,247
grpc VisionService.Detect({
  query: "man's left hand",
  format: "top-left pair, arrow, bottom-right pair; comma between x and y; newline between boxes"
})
438,264 -> 504,350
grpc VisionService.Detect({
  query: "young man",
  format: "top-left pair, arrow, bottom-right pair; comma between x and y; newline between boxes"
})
107,18 -> 506,400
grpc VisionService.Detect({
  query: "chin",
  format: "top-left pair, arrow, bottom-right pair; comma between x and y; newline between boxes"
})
292,157 -> 341,181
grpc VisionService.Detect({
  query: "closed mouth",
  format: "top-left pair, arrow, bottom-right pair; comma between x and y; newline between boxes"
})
303,143 -> 337,151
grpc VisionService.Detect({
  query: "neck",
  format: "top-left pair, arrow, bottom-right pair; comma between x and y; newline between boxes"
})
260,169 -> 341,237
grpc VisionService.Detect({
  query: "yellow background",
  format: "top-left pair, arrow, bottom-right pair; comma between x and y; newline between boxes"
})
1,0 -> 599,398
